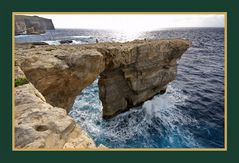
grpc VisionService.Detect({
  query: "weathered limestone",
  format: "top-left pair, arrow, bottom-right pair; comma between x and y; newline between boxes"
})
16,48 -> 105,112
15,66 -> 96,148
15,39 -> 190,119
98,39 -> 190,118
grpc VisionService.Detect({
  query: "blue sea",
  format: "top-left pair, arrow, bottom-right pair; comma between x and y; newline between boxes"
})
15,27 -> 225,148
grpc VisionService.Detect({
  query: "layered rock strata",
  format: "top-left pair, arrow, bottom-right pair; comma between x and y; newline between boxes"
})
15,39 -> 190,119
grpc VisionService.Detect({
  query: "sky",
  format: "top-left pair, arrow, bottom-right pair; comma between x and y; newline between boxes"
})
23,14 -> 224,32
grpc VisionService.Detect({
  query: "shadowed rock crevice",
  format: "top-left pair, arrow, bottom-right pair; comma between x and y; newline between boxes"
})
16,39 -> 191,119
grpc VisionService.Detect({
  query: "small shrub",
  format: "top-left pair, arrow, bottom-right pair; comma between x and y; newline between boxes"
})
15,77 -> 29,87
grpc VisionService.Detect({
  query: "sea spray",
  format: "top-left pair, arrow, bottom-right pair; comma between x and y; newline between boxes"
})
69,79 -> 200,148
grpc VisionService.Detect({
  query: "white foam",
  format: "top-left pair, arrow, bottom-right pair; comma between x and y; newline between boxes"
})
71,35 -> 92,39
141,85 -> 200,147
72,40 -> 83,44
70,82 -> 200,147
15,35 -> 31,38
43,40 -> 61,45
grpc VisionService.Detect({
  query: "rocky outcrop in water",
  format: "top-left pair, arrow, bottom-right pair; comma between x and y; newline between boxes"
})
98,40 -> 190,118
15,15 -> 55,35
15,39 -> 190,119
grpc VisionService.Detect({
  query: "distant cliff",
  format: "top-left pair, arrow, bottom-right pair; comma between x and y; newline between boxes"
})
15,15 -> 55,35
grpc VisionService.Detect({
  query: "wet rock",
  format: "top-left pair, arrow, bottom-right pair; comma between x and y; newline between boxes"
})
60,40 -> 73,44
15,15 -> 55,35
31,42 -> 49,45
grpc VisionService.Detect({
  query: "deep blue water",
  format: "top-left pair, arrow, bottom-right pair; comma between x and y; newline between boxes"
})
15,28 -> 224,148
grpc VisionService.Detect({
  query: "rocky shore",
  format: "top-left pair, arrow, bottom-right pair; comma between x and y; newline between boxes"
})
14,39 -> 190,148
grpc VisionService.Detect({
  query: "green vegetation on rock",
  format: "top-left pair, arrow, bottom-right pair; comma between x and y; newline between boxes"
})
15,77 -> 29,87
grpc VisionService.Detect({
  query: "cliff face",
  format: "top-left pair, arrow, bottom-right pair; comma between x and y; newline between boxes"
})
15,39 -> 190,119
15,15 -> 55,35
15,66 -> 96,149
97,40 -> 189,118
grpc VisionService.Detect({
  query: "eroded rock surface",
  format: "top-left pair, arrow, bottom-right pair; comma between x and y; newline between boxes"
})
15,67 -> 96,149
16,48 -> 105,112
15,39 -> 190,119
97,39 -> 190,118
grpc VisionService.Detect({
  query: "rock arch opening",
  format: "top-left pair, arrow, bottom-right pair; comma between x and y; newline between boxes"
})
17,39 -> 190,119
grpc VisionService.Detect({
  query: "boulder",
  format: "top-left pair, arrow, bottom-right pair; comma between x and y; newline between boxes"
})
60,40 -> 73,44
31,42 -> 49,45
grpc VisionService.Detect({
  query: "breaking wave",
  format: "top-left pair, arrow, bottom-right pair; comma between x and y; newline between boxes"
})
69,79 -> 201,148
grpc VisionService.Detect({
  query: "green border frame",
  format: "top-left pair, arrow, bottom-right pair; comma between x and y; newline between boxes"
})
1,0 -> 238,162
11,12 -> 227,152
